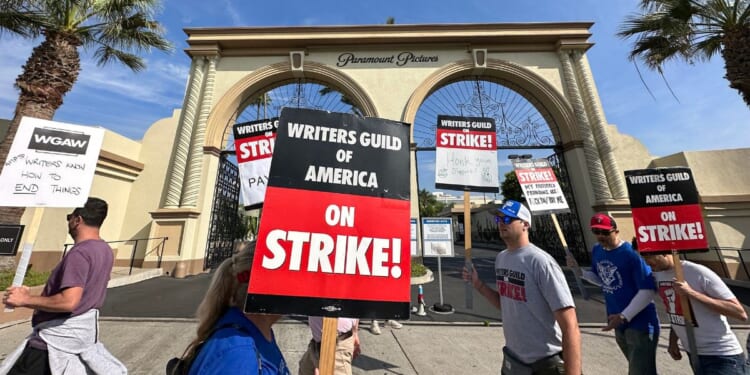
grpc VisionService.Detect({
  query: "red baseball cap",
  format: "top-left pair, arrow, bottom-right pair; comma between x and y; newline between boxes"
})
590,213 -> 617,230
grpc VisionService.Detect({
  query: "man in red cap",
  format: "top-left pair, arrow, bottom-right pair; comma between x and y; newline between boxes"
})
567,213 -> 659,375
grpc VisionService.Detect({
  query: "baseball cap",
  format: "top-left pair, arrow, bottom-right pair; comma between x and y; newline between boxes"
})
590,213 -> 617,230
497,200 -> 532,225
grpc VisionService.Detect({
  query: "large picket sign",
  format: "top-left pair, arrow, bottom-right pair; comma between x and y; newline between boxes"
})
0,117 -> 104,208
233,118 -> 278,209
625,167 -> 708,253
246,108 -> 411,319
434,115 -> 498,192
511,158 -> 569,214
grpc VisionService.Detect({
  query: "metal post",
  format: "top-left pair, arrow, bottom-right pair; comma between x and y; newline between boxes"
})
129,239 -> 138,275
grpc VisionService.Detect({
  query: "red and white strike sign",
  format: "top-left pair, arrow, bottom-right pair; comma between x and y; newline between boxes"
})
625,167 -> 708,253
246,108 -> 411,319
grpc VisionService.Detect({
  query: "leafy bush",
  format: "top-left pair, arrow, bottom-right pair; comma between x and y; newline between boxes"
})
411,262 -> 428,277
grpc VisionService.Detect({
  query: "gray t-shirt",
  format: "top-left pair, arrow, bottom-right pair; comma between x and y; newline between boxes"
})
495,243 -> 575,363
653,260 -> 742,356
30,239 -> 114,349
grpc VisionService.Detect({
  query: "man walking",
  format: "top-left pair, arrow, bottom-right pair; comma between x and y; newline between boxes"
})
464,200 -> 581,374
567,213 -> 659,375
299,316 -> 360,375
2,197 -> 126,374
640,251 -> 748,374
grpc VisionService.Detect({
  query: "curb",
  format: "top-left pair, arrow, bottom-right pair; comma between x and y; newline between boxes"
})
410,269 -> 434,285
107,268 -> 164,289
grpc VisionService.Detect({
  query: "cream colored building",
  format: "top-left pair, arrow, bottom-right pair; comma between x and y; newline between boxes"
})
9,23 -> 749,279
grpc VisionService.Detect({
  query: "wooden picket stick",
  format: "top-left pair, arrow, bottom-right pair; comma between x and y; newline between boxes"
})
551,213 -> 589,300
5,207 -> 44,313
464,191 -> 473,309
672,251 -> 700,373
318,317 -> 338,375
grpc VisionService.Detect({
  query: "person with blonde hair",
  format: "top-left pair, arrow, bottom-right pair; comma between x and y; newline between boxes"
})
172,242 -> 290,374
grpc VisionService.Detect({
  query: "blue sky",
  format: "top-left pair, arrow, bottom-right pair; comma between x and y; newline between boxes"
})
0,0 -> 747,195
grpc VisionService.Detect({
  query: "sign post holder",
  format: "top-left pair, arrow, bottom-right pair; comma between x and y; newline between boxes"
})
422,217 -> 454,313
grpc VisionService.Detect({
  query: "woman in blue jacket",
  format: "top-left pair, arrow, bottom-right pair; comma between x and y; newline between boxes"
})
182,242 -> 290,374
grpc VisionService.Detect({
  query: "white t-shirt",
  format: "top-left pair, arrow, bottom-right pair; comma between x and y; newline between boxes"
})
653,261 -> 742,356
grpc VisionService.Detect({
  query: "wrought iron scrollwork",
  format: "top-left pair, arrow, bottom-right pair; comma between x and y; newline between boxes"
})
204,154 -> 241,270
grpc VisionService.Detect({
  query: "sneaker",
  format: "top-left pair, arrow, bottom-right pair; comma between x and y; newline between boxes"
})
386,320 -> 403,329
370,320 -> 381,335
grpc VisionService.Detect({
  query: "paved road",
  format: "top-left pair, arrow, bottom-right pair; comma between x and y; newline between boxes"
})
102,245 -> 750,327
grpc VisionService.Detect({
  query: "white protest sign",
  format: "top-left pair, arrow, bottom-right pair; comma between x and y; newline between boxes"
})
421,218 -> 454,257
511,158 -> 569,214
0,117 -> 104,207
233,118 -> 278,210
435,115 -> 499,193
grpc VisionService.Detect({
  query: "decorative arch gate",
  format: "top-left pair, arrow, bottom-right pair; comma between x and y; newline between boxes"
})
156,23 -> 630,274
412,77 -> 588,262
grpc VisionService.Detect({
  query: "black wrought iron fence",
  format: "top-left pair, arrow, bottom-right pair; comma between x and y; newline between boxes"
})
63,236 -> 169,275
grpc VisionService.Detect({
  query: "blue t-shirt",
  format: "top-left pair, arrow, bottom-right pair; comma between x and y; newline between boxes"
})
189,307 -> 290,375
591,241 -> 659,334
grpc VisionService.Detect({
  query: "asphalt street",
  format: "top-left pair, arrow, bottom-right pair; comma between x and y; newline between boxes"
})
101,245 -> 750,326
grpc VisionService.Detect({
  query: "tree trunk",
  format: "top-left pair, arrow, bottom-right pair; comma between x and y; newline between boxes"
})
722,26 -> 750,107
0,32 -> 81,271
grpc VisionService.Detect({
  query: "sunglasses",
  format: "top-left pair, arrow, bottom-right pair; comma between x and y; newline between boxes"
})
66,213 -> 78,221
591,228 -> 613,235
494,216 -> 520,225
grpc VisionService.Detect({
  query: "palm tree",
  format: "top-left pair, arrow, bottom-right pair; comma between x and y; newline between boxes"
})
0,0 -> 173,227
619,0 -> 750,107
418,189 -> 446,217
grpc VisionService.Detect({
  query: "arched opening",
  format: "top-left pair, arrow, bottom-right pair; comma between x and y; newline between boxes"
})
203,79 -> 365,269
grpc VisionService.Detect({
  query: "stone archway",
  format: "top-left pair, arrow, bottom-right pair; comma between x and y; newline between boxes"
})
149,23 -> 630,274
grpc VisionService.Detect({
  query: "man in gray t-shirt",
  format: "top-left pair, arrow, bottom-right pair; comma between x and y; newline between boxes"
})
464,200 -> 581,374
3,197 -> 116,373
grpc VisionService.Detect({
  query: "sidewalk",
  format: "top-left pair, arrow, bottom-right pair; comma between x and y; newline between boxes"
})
0,317 -> 717,374
0,266 -> 163,325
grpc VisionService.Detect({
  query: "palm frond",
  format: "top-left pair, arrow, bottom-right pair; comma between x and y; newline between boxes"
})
93,45 -> 146,71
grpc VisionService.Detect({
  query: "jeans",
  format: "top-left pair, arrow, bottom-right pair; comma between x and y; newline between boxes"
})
688,353 -> 748,375
615,327 -> 658,375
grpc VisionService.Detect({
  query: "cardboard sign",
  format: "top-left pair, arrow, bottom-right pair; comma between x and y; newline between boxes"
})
421,218 -> 454,257
246,108 -> 411,319
0,117 -> 104,207
0,225 -> 24,256
435,115 -> 498,192
625,167 -> 708,253
233,118 -> 278,210
511,158 -> 569,214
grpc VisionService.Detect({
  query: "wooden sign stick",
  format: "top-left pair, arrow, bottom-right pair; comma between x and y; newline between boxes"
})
672,251 -> 700,373
464,191 -> 473,309
318,317 -> 338,375
551,213 -> 589,300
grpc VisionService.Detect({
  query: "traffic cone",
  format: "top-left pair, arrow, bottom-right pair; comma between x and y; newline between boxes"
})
416,285 -> 427,316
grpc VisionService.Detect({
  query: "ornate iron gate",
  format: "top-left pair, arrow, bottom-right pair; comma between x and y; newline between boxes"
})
204,153 -> 241,269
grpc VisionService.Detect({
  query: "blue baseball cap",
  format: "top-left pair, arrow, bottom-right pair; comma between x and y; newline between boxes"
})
497,200 -> 532,226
